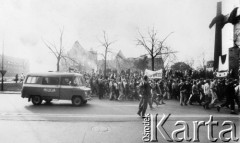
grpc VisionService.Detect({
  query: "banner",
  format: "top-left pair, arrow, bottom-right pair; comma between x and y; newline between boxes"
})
218,54 -> 228,72
216,71 -> 228,78
145,69 -> 163,79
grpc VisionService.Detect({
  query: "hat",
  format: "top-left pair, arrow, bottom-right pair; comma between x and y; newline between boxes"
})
143,75 -> 148,81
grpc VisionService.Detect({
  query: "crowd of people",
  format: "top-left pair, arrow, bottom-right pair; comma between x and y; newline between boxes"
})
83,70 -> 240,116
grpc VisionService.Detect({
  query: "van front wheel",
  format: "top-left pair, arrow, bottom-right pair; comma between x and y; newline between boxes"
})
32,95 -> 42,105
72,96 -> 82,106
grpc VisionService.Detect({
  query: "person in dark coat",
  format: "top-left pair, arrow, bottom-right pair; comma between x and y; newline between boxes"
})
217,79 -> 238,114
15,74 -> 19,83
179,79 -> 187,106
98,76 -> 104,99
137,75 -> 151,118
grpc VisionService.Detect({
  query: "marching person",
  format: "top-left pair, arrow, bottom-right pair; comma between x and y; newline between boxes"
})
137,75 -> 151,118
179,79 -> 187,106
203,80 -> 211,109
150,80 -> 160,107
158,80 -> 165,104
118,77 -> 125,101
217,79 -> 239,114
234,81 -> 240,111
188,80 -> 201,105
185,79 -> 192,105
210,79 -> 218,107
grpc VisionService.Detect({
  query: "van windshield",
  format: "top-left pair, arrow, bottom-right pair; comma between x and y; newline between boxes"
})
73,76 -> 86,86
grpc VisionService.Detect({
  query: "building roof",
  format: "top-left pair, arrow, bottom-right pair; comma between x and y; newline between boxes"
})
26,72 -> 83,77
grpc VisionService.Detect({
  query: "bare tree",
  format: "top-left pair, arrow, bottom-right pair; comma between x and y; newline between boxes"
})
98,31 -> 115,78
137,27 -> 174,71
185,58 -> 195,69
162,46 -> 177,70
62,54 -> 83,72
43,28 -> 65,72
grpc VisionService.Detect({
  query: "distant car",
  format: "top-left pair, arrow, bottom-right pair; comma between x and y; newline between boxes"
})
21,72 -> 91,106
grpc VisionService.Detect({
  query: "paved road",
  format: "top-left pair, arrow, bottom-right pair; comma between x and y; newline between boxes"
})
0,94 -> 239,143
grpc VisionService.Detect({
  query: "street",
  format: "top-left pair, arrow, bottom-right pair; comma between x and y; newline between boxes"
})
0,94 -> 239,143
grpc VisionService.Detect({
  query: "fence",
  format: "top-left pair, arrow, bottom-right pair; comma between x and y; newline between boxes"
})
0,83 -> 22,91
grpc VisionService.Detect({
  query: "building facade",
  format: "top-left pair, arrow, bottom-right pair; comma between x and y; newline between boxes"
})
0,55 -> 29,77
60,41 -> 98,73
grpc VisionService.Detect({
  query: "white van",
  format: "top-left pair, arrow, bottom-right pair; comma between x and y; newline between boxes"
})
21,72 -> 91,106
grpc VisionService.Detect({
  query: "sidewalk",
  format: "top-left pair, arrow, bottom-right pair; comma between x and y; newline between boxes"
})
0,91 -> 21,94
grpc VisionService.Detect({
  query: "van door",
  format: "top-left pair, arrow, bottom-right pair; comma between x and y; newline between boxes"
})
41,77 -> 60,99
60,76 -> 73,100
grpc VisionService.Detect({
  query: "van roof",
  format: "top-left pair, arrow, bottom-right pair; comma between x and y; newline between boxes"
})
26,72 -> 83,77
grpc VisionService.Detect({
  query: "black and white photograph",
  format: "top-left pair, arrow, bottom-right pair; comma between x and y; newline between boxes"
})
0,0 -> 239,142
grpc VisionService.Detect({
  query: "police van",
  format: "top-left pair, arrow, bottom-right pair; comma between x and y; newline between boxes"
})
21,72 -> 91,106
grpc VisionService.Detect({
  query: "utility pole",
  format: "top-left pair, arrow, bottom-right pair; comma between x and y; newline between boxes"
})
1,40 -> 4,91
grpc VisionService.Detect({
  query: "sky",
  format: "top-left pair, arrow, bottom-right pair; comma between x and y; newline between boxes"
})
0,0 -> 239,72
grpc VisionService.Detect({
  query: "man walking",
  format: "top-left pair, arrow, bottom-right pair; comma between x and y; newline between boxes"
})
203,80 -> 211,109
137,75 -> 151,118
217,79 -> 238,114
179,79 -> 187,106
210,79 -> 218,107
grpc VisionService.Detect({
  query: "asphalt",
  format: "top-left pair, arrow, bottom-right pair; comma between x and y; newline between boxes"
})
0,93 -> 239,143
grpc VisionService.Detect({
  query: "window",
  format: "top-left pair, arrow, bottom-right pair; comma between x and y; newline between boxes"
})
42,77 -> 59,85
72,76 -> 86,86
26,76 -> 41,84
61,77 -> 73,86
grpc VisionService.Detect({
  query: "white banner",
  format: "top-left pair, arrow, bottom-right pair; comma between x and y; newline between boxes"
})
145,69 -> 163,79
216,71 -> 228,78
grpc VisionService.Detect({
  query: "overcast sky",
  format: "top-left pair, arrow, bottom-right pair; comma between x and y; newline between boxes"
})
0,0 -> 239,72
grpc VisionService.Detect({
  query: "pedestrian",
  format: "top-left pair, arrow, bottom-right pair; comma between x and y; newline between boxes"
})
15,74 -> 18,83
188,80 -> 201,105
179,79 -> 187,106
172,80 -> 179,100
20,73 -> 25,83
164,81 -> 170,100
118,78 -> 125,101
98,76 -> 104,99
158,80 -> 165,104
197,79 -> 204,104
217,79 -> 239,114
137,75 -> 152,118
210,79 -> 218,107
150,80 -> 160,107
109,79 -> 114,100
185,79 -> 192,105
203,80 -> 211,109
90,74 -> 95,96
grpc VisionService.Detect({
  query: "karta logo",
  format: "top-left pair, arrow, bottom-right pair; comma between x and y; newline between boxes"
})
142,114 -> 239,142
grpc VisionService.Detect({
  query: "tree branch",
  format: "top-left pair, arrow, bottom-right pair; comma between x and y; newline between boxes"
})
42,39 -> 58,58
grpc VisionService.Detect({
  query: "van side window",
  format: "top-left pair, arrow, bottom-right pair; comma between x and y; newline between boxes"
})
42,77 -> 59,85
61,77 -> 73,86
26,76 -> 41,84
72,76 -> 85,86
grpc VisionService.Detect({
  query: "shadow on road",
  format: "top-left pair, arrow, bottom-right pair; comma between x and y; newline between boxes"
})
24,102 -> 92,114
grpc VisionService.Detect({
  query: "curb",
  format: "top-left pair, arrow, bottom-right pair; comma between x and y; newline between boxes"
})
0,91 -> 21,94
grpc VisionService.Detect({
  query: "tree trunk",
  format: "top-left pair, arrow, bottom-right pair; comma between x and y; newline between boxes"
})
57,57 -> 60,72
152,56 -> 154,71
104,57 -> 107,78
104,49 -> 108,78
